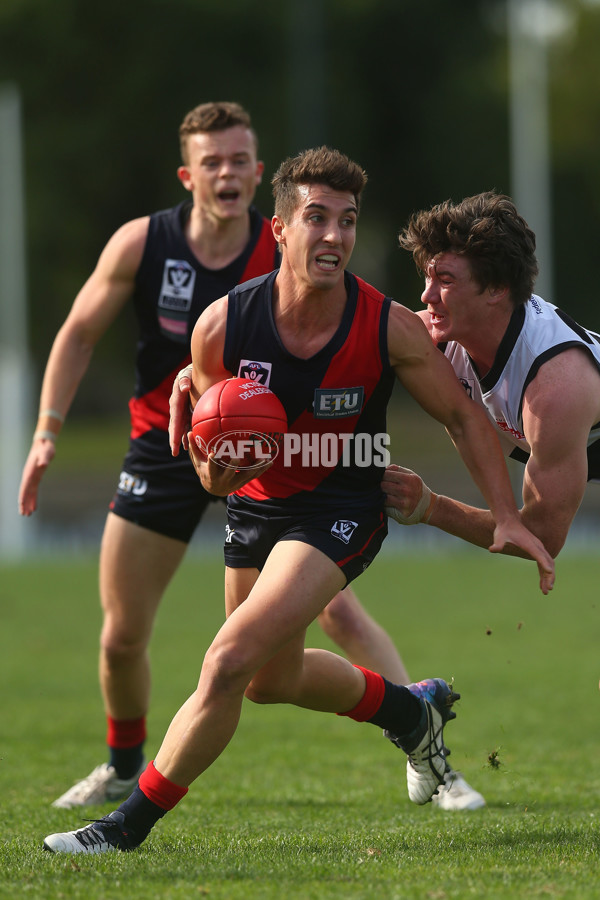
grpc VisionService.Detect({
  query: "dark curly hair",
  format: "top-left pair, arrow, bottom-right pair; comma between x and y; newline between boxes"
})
399,191 -> 539,306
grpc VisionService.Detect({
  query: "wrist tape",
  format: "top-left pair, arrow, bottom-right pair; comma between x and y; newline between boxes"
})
385,483 -> 437,526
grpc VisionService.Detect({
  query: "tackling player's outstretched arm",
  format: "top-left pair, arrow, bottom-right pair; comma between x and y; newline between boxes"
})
384,346 -> 599,563
518,349 -> 597,557
386,302 -> 555,594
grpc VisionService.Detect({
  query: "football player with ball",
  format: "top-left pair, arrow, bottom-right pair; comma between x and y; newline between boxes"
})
44,146 -> 553,854
21,102 -> 418,814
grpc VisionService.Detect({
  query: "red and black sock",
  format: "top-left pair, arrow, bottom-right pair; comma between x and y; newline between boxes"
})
338,666 -> 422,736
107,716 -> 146,779
116,760 -> 188,840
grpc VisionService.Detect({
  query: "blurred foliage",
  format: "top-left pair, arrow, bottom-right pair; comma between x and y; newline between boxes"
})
1,0 -> 600,416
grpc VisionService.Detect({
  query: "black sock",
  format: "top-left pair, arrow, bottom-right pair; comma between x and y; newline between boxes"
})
116,786 -> 167,841
367,679 -> 422,736
109,744 -> 145,780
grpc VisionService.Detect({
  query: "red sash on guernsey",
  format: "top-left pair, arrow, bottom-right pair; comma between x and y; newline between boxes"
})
128,219 -> 277,439
238,277 -> 388,501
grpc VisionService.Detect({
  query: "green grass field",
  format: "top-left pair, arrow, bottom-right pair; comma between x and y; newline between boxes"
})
1,550 -> 599,899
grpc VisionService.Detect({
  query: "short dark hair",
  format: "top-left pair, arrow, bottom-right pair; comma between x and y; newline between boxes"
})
399,191 -> 539,306
179,101 -> 258,164
272,146 -> 367,222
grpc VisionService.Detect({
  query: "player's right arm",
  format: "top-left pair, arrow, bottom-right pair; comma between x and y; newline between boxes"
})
386,301 -> 555,594
384,347 -> 600,561
188,295 -> 232,403
167,300 -> 229,456
182,298 -> 270,495
516,348 -> 598,556
18,216 -> 150,516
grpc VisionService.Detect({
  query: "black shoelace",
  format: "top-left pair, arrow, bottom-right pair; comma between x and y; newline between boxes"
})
76,817 -> 127,851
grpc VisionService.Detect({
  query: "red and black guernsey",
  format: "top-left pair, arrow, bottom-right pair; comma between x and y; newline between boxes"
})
128,201 -> 278,438
223,270 -> 395,509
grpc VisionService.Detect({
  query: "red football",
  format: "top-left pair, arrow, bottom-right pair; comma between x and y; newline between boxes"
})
191,377 -> 287,468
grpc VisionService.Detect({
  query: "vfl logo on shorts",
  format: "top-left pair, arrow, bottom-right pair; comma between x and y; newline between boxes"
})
314,387 -> 364,418
238,359 -> 272,386
117,471 -> 148,498
158,259 -> 196,311
331,519 -> 358,544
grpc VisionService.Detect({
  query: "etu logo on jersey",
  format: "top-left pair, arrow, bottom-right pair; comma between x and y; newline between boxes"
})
314,387 -> 364,418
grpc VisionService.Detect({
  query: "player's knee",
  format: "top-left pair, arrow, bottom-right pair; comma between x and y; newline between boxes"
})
318,592 -> 361,644
203,640 -> 256,697
244,677 -> 288,705
100,622 -> 147,664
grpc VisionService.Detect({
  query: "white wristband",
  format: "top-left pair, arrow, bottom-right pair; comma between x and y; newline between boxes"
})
33,430 -> 58,443
385,483 -> 437,526
40,408 -> 65,423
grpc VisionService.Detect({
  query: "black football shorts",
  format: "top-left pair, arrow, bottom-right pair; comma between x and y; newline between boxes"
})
223,493 -> 388,585
109,427 -> 223,542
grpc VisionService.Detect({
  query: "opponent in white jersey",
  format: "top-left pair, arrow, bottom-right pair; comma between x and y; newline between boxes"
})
383,191 -> 600,560
43,157 -> 553,856
444,294 -> 600,473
